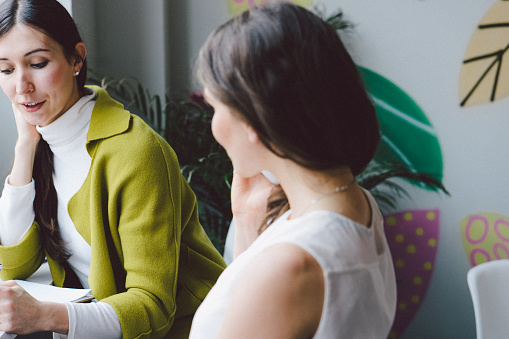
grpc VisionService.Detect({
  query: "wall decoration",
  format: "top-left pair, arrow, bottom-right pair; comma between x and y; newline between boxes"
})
358,67 -> 445,338
459,0 -> 509,107
384,210 -> 440,339
227,0 -> 313,16
462,212 -> 509,266
316,0 -> 508,338
359,67 -> 444,183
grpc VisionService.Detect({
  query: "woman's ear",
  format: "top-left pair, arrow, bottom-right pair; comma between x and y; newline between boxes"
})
73,42 -> 87,73
246,124 -> 260,144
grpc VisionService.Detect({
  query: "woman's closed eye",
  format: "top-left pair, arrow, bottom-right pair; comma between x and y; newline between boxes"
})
0,60 -> 48,74
0,67 -> 14,75
31,60 -> 48,69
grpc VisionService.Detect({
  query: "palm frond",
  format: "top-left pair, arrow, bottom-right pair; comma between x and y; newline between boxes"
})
314,7 -> 354,32
356,161 -> 450,210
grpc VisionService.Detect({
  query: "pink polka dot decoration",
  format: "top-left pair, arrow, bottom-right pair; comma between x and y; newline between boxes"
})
461,213 -> 509,267
384,209 -> 440,339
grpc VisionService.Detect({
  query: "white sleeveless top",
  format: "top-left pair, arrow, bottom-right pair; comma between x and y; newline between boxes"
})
190,190 -> 396,338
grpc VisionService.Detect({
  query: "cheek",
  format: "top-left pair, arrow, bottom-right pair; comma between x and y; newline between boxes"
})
42,68 -> 68,88
211,113 -> 228,147
37,62 -> 74,93
0,78 -> 16,100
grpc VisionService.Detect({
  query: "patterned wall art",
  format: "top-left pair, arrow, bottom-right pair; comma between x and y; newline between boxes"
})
462,213 -> 509,266
460,1 -> 509,272
360,68 -> 445,338
314,0 -> 508,337
360,67 -> 443,182
384,210 -> 440,339
459,0 -> 509,107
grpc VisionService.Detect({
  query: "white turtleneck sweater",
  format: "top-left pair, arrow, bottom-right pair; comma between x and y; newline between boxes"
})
0,89 -> 122,338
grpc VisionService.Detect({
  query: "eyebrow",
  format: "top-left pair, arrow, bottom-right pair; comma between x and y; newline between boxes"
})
0,48 -> 51,61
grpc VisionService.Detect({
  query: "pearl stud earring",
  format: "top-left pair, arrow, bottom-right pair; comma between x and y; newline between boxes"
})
75,71 -> 80,76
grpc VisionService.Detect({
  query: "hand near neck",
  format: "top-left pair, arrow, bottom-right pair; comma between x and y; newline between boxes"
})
231,172 -> 278,258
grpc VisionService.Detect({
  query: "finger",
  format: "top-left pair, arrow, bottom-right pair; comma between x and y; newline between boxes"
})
0,280 -> 18,287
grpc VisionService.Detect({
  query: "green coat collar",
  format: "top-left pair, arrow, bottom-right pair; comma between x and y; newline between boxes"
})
86,85 -> 130,145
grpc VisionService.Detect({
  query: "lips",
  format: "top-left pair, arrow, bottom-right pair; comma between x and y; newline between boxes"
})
21,100 -> 46,111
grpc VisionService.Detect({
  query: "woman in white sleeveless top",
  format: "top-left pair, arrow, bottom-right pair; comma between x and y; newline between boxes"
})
190,3 -> 397,338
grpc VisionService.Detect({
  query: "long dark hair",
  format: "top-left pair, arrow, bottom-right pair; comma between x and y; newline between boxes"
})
196,3 -> 380,230
0,0 -> 87,263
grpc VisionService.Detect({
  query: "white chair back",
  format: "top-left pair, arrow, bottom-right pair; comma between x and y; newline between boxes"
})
467,259 -> 509,339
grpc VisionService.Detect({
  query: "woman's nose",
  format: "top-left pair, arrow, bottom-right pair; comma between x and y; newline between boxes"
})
16,72 -> 34,95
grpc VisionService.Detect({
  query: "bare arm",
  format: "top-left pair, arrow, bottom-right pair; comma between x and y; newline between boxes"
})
8,104 -> 40,187
0,105 -> 39,246
0,106 -> 39,246
217,243 -> 324,338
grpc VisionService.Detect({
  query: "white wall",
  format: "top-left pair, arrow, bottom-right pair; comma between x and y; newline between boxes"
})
73,0 -> 168,96
185,0 -> 230,90
0,95 -> 15,192
72,0 -> 228,94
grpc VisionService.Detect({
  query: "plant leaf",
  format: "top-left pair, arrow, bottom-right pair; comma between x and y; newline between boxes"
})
357,161 -> 449,212
358,67 -> 444,183
318,8 -> 354,31
459,0 -> 509,107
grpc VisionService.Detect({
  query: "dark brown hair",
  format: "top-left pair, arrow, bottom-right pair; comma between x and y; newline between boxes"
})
0,0 -> 87,263
196,3 -> 380,230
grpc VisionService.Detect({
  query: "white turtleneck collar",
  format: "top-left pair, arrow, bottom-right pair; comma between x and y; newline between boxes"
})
36,88 -> 97,149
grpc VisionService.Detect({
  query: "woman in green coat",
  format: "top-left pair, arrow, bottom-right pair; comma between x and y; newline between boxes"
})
0,0 -> 225,338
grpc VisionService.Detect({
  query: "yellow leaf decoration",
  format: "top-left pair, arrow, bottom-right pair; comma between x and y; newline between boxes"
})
226,0 -> 314,16
459,0 -> 509,107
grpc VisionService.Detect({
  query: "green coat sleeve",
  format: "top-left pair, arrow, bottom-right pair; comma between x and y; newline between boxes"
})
0,223 -> 46,280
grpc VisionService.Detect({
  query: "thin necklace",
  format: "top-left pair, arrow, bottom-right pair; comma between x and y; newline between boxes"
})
297,179 -> 356,217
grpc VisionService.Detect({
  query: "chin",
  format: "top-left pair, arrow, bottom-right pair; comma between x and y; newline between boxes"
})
28,117 -> 49,127
237,168 -> 261,179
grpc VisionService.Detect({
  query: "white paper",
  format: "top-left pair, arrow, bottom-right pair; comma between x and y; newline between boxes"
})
14,280 -> 93,303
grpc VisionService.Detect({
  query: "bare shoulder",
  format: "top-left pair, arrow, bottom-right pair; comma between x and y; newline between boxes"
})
252,243 -> 323,281
218,243 -> 324,338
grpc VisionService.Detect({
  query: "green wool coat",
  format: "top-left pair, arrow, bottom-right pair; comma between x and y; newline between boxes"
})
0,86 -> 226,338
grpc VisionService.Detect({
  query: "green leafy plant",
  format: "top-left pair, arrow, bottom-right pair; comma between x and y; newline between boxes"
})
356,161 -> 449,211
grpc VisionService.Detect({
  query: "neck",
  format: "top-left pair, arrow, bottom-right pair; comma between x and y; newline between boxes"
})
271,161 -> 356,219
